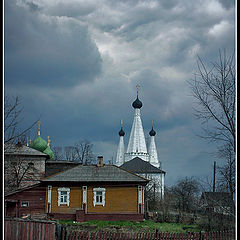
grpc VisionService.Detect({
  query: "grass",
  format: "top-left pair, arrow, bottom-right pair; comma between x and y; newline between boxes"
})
58,219 -> 201,233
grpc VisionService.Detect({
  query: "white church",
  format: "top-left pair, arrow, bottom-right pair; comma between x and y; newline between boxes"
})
115,87 -> 166,199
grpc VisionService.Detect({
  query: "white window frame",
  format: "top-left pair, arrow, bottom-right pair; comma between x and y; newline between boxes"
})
21,202 -> 29,207
93,188 -> 106,207
83,186 -> 87,204
48,185 -> 52,203
58,187 -> 70,206
47,185 -> 52,213
138,185 -> 143,204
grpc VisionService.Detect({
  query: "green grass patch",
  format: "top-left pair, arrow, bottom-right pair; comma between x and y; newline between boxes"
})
58,219 -> 201,233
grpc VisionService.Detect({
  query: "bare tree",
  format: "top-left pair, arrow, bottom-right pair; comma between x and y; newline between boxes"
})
144,177 -> 164,211
217,143 -> 235,199
189,50 -> 236,198
4,143 -> 40,192
52,140 -> 96,164
171,177 -> 200,214
189,50 -> 235,149
4,95 -> 37,144
52,146 -> 64,161
73,140 -> 95,164
63,146 -> 78,161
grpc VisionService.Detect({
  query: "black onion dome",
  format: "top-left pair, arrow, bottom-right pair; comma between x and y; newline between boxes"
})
149,127 -> 156,136
119,127 -> 125,136
132,96 -> 143,109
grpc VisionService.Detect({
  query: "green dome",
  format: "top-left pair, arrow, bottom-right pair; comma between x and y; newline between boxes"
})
43,146 -> 54,159
30,135 -> 48,152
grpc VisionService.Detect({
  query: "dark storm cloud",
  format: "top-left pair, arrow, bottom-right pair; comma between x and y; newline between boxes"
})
217,0 -> 235,9
5,0 -> 102,87
4,0 -> 235,186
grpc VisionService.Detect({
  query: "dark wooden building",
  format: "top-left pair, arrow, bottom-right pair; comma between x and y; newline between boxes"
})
5,184 -> 46,219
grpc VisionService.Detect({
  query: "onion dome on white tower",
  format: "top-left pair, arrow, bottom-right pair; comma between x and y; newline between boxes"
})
148,120 -> 160,168
118,124 -> 125,137
116,120 -> 125,166
132,95 -> 143,109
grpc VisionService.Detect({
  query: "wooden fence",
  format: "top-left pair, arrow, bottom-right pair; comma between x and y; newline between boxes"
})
4,218 -> 56,240
4,219 -> 235,240
62,229 -> 235,240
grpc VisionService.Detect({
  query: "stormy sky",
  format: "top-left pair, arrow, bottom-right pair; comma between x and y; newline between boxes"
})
4,0 -> 235,187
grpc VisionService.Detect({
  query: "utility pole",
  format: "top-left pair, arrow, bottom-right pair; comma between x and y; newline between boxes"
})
213,161 -> 216,192
153,182 -> 156,204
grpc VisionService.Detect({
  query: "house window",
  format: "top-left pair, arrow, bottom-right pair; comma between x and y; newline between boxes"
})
93,188 -> 106,207
96,191 -> 103,203
60,191 -> 67,203
58,188 -> 70,206
21,202 -> 29,207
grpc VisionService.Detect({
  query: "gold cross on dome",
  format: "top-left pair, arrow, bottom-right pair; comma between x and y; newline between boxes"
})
121,119 -> 123,127
47,136 -> 51,146
38,120 -> 41,135
136,84 -> 140,96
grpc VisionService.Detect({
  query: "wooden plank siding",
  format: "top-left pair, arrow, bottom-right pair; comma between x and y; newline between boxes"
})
48,185 -> 139,214
50,186 -> 82,213
87,186 -> 138,213
5,185 -> 46,217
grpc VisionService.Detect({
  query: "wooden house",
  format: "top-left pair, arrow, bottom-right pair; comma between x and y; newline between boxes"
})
5,156 -> 149,222
199,192 -> 235,216
43,156 -> 149,221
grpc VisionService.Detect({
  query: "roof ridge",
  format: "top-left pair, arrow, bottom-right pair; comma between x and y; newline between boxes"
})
113,165 -> 149,182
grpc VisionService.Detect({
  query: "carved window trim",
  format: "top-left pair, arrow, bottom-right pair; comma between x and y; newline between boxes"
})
93,188 -> 106,207
58,187 -> 70,206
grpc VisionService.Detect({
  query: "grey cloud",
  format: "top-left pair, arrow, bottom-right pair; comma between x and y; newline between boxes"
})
5,0 -> 102,87
46,2 -> 97,18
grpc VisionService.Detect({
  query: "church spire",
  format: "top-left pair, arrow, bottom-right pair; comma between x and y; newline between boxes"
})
116,120 -> 125,166
148,120 -> 160,168
126,86 -> 148,162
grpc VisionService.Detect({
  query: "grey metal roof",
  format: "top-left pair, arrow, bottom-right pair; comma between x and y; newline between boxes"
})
42,164 -> 149,183
4,143 -> 48,156
120,157 -> 166,174
45,161 -> 81,177
200,192 -> 234,207
5,183 -> 42,197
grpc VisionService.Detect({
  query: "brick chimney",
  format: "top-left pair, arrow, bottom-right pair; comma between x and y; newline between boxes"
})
97,156 -> 104,167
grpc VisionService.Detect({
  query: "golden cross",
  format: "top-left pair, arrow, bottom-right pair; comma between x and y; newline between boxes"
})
121,119 -> 123,128
48,136 -> 50,146
38,120 -> 41,135
136,84 -> 140,96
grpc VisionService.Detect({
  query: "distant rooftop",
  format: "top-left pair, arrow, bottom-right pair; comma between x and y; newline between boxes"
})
121,157 -> 166,174
200,192 -> 234,207
4,143 -> 48,157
